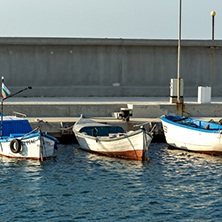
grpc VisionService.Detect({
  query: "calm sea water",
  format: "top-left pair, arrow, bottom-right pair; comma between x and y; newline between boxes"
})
1,143 -> 222,222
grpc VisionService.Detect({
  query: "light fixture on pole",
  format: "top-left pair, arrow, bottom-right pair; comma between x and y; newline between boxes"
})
211,11 -> 216,40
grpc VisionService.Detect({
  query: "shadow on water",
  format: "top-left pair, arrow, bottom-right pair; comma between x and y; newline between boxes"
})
165,144 -> 222,164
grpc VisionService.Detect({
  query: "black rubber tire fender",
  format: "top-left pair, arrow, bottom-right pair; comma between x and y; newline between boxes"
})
10,139 -> 21,153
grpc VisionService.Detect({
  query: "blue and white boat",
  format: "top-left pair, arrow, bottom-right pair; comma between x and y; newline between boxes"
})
161,115 -> 222,155
0,76 -> 59,160
0,115 -> 59,160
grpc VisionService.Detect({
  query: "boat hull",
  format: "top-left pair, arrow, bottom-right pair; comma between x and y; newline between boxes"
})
161,116 -> 222,154
75,130 -> 152,160
0,134 -> 56,160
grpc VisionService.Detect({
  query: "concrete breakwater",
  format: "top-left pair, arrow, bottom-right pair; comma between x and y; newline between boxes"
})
1,38 -> 222,97
2,97 -> 222,141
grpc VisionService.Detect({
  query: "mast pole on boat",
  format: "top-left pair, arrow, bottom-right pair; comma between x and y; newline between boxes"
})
0,76 -> 32,138
177,0 -> 182,104
1,77 -> 4,138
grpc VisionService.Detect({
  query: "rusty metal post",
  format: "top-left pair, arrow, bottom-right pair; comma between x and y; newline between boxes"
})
211,11 -> 216,40
177,0 -> 183,105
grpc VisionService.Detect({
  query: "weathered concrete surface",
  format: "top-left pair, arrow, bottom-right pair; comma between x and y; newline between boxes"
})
27,116 -> 164,142
4,103 -> 127,117
3,97 -> 222,118
0,38 -> 222,97
129,103 -> 222,118
3,97 -> 222,140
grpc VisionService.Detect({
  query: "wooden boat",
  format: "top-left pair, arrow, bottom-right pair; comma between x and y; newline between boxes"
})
0,115 -> 59,160
161,115 -> 222,154
0,77 -> 58,160
73,116 -> 153,160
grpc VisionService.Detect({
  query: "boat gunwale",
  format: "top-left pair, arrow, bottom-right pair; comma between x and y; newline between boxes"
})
161,116 -> 222,133
74,128 -> 151,142
0,132 -> 59,143
0,132 -> 39,142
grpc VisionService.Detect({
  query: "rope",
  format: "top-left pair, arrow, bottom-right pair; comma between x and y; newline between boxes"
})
59,125 -> 74,131
36,118 -> 74,131
20,127 -> 40,140
132,122 -> 149,128
40,131 -> 43,161
149,124 -> 156,134
35,119 -> 53,126
42,133 -> 48,162
123,133 -> 139,160
143,131 -> 149,161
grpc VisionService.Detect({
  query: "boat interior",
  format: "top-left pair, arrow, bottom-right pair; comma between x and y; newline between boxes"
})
167,115 -> 222,131
80,126 -> 125,137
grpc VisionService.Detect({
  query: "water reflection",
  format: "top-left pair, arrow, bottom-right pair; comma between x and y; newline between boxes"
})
150,143 -> 222,216
164,144 -> 222,165
0,155 -> 41,166
1,143 -> 222,221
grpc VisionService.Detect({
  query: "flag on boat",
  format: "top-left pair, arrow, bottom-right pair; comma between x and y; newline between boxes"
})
1,83 -> 11,98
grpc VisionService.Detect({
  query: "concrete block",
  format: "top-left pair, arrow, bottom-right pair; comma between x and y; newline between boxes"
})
128,104 -> 168,118
198,86 -> 211,104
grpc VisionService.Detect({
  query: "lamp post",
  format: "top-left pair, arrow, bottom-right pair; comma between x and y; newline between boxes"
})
211,11 -> 216,40
177,0 -> 182,104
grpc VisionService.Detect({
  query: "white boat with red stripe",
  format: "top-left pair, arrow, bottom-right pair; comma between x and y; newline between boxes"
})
73,116 -> 153,160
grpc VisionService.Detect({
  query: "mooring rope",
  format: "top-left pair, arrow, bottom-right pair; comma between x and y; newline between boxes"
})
20,127 -> 40,140
59,125 -> 74,131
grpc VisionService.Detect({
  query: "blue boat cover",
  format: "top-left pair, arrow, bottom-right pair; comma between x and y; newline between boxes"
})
1,117 -> 33,137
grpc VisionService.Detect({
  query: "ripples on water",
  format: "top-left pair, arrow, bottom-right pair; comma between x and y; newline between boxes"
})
1,143 -> 222,221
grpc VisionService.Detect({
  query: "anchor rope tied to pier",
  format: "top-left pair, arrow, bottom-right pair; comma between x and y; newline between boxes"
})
59,125 -> 74,131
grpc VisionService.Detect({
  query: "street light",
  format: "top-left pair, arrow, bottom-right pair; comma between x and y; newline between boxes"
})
177,0 -> 182,104
211,11 -> 216,40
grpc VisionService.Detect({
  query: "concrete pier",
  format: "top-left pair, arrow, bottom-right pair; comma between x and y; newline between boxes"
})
3,97 -> 222,141
1,37 -> 221,142
1,38 -> 222,97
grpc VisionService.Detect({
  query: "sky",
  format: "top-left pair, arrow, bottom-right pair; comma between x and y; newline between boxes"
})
0,0 -> 221,39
